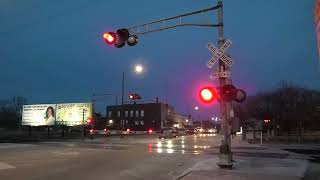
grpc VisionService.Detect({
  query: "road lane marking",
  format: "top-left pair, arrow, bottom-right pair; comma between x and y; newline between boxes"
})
0,162 -> 16,170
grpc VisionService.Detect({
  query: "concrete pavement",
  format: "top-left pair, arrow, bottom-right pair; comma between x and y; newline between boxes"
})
0,134 -> 317,180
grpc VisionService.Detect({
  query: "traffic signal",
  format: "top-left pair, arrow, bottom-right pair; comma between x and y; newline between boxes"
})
86,118 -> 93,125
219,84 -> 246,103
198,86 -> 218,104
103,32 -> 116,44
234,89 -> 246,103
219,84 -> 237,102
103,28 -> 138,48
129,93 -> 142,100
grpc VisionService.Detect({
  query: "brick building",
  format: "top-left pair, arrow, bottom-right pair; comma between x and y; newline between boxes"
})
106,102 -> 175,131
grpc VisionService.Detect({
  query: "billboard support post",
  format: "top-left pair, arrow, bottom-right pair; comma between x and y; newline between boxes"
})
28,126 -> 31,137
82,109 -> 85,139
47,126 -> 50,139
61,125 -> 65,137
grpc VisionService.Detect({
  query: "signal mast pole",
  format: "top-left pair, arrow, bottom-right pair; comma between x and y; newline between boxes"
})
217,0 -> 233,168
106,0 -> 234,168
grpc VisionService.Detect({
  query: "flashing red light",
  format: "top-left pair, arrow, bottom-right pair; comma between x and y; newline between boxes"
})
148,129 -> 153,133
103,32 -> 116,44
126,128 -> 130,132
199,87 -> 217,104
129,94 -> 134,100
86,119 -> 91,123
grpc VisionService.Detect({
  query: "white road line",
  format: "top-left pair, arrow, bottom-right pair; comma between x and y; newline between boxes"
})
0,143 -> 34,149
0,162 -> 16,170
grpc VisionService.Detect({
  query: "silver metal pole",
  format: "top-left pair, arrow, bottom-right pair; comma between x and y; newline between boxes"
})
122,72 -> 125,105
82,109 -> 85,138
217,0 -> 233,168
217,0 -> 228,146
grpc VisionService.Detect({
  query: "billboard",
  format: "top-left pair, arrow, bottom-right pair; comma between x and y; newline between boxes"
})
314,0 -> 320,63
56,103 -> 92,126
22,104 -> 57,126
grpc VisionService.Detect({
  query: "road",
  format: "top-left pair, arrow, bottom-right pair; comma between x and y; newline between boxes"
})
0,134 -> 222,180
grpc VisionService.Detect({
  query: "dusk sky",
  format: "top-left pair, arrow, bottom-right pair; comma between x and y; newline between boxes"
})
0,0 -> 318,118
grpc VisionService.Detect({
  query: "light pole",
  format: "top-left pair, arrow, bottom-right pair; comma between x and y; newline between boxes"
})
120,64 -> 144,128
194,106 -> 202,129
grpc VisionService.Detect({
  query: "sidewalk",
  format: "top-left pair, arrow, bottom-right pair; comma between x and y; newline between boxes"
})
179,136 -> 309,180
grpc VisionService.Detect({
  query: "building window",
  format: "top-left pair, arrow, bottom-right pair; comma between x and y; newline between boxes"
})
117,111 -> 120,117
108,111 -> 112,117
130,111 -> 133,117
140,120 -> 144,125
125,111 -> 128,117
135,121 -> 139,125
135,110 -> 139,117
141,110 -> 144,117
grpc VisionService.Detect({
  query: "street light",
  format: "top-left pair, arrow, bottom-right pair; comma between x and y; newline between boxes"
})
134,64 -> 144,74
120,64 -> 145,128
194,106 -> 199,110
109,119 -> 113,124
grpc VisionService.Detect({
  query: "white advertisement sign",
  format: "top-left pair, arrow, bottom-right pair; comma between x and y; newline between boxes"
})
22,104 -> 57,126
56,103 -> 92,126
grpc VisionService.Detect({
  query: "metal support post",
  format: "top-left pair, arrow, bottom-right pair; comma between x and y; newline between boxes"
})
82,109 -> 85,139
217,0 -> 233,169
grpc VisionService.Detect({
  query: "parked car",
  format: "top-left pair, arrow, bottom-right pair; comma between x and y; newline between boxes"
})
159,127 -> 178,139
177,128 -> 187,137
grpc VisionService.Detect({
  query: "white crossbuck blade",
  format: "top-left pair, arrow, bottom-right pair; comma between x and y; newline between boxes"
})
206,39 -> 233,68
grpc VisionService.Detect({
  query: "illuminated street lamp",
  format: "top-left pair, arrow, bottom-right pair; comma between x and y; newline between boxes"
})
134,64 -> 144,74
194,106 -> 199,110
109,119 -> 113,124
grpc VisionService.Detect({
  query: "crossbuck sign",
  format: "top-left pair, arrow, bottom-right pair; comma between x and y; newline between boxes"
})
206,39 -> 233,68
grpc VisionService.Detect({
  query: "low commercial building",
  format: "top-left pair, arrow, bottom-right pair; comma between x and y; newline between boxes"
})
173,114 -> 193,128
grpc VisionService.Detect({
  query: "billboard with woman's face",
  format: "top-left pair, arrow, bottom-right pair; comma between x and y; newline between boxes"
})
22,104 -> 56,126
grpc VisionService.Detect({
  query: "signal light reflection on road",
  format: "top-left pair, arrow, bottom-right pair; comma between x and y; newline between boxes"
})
199,87 -> 217,104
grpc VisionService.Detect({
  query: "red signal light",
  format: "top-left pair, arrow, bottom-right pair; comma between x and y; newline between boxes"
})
199,87 -> 217,104
103,32 -> 116,44
86,119 -> 91,124
126,128 -> 130,132
129,94 -> 134,100
148,129 -> 153,133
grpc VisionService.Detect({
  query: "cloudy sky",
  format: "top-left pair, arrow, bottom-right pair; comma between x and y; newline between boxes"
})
0,0 -> 318,118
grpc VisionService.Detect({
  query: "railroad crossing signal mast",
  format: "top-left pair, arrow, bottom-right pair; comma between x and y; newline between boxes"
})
103,1 -> 245,168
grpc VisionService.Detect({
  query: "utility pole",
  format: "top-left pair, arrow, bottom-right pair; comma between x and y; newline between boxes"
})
121,71 -> 125,129
121,72 -> 125,105
217,0 -> 233,168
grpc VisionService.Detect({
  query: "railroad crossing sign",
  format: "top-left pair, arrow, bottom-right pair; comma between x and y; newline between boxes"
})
210,67 -> 231,79
206,39 -> 233,68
